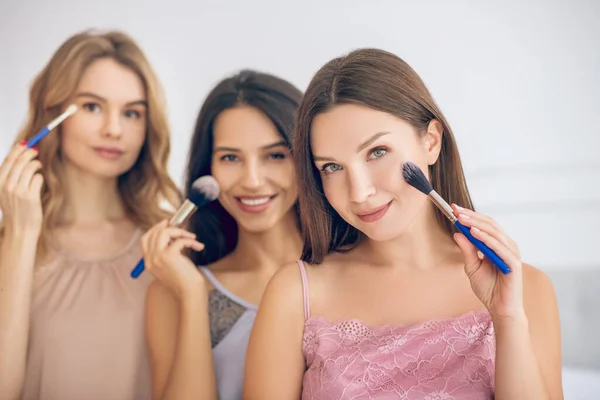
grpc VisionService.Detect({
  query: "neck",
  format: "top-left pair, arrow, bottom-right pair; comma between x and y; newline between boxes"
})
230,211 -> 302,274
58,163 -> 127,227
357,202 -> 459,269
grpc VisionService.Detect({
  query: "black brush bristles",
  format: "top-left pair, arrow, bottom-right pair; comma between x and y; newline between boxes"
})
189,175 -> 221,207
402,162 -> 433,195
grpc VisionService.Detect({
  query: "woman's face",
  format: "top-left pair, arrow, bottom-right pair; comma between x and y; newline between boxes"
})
211,106 -> 298,233
311,103 -> 442,241
60,57 -> 147,179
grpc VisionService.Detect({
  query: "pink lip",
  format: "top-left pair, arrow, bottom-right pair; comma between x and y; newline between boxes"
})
93,147 -> 124,159
356,201 -> 392,223
234,195 -> 277,214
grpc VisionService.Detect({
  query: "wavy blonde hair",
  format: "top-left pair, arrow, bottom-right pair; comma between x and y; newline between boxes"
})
3,29 -> 181,250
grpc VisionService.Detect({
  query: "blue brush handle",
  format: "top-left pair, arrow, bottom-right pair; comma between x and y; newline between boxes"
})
131,258 -> 145,278
27,127 -> 51,148
454,221 -> 511,274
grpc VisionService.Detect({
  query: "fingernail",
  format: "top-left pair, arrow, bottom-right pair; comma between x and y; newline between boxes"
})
32,146 -> 39,152
19,140 -> 27,146
455,204 -> 465,211
459,213 -> 470,219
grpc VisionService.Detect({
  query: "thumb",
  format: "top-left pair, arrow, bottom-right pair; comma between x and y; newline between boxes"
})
453,232 -> 482,276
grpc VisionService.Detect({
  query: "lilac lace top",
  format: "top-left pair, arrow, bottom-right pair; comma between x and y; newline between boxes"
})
298,261 -> 496,400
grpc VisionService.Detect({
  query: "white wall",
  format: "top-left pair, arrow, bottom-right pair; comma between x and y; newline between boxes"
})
1,0 -> 599,381
2,0 -> 598,271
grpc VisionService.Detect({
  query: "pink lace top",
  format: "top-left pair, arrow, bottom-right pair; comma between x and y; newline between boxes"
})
298,261 -> 496,400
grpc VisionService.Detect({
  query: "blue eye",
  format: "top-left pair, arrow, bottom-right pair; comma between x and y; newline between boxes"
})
321,163 -> 342,175
368,147 -> 387,160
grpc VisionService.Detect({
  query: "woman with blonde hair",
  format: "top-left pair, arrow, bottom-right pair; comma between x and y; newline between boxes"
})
0,30 -> 180,399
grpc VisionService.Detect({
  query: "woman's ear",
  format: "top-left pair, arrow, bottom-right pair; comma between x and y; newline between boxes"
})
423,119 -> 443,165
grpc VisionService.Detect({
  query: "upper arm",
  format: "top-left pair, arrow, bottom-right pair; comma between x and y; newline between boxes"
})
145,281 -> 180,400
522,263 -> 563,399
243,263 -> 306,400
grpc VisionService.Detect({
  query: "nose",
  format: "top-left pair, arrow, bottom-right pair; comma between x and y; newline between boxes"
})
102,109 -> 122,139
347,165 -> 376,204
240,158 -> 264,190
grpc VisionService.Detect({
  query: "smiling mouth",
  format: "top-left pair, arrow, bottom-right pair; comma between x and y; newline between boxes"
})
234,195 -> 278,213
356,200 -> 392,223
237,196 -> 273,206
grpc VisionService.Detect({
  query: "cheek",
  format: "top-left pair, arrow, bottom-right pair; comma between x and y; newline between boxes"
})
124,120 -> 147,148
321,177 -> 346,212
210,162 -> 237,192
272,160 -> 296,189
60,118 -> 91,148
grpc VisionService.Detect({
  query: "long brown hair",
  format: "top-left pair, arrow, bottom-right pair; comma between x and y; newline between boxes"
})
2,29 -> 181,251
184,70 -> 302,266
293,48 -> 474,264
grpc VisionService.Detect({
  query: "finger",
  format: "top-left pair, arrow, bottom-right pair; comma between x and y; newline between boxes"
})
0,143 -> 28,186
452,204 -> 504,230
156,227 -> 196,249
156,227 -> 196,246
148,225 -> 193,261
453,233 -> 483,278
167,238 -> 205,254
4,148 -> 40,191
30,174 -> 44,195
469,226 -> 522,273
16,160 -> 43,194
142,220 -> 169,263
455,213 -> 513,252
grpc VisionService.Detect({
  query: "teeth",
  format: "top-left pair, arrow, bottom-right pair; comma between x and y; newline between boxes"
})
239,197 -> 271,206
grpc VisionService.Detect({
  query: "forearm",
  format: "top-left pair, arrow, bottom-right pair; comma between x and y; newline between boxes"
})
161,288 -> 217,400
0,229 -> 39,399
494,317 -> 551,400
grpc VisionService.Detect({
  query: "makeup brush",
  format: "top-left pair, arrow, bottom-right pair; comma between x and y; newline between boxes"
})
130,175 -> 221,279
401,161 -> 511,274
26,104 -> 78,148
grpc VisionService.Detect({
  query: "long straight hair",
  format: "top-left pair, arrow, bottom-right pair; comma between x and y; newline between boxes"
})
184,70 -> 303,266
293,48 -> 475,264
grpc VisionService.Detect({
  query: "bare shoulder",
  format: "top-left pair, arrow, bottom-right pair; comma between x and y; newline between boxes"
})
262,260 -> 305,306
522,263 -> 557,306
521,262 -> 560,325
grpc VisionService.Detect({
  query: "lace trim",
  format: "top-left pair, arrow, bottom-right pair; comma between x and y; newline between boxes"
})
208,289 -> 247,347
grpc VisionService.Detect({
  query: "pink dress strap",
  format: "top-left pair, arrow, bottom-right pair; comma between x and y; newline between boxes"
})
296,260 -> 310,320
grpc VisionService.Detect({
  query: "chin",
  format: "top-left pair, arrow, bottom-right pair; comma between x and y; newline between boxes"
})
66,155 -> 137,180
236,217 -> 280,233
361,226 -> 407,242
350,214 -> 414,242
89,165 -> 136,179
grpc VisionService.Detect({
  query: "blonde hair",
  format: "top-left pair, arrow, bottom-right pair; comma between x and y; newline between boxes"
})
3,29 -> 181,251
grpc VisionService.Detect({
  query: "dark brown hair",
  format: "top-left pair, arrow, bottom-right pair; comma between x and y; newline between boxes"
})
293,48 -> 475,264
184,70 -> 303,266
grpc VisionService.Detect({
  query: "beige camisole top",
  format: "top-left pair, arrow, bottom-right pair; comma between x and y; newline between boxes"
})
21,228 -> 153,400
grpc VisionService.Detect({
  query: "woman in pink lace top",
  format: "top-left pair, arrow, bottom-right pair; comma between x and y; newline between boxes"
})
245,49 -> 563,399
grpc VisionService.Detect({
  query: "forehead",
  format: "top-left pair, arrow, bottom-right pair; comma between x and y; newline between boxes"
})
213,106 -> 283,148
77,58 -> 146,101
310,104 -> 418,158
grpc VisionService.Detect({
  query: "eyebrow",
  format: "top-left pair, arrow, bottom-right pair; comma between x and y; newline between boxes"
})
75,92 -> 148,107
213,140 -> 288,153
313,131 -> 392,162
